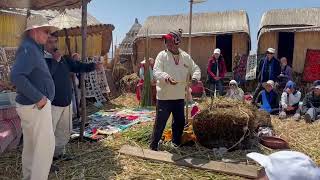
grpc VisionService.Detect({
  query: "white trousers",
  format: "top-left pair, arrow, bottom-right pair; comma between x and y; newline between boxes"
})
16,101 -> 54,180
52,104 -> 72,157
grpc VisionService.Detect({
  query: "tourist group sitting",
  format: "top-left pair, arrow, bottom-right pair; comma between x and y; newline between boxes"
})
213,47 -> 320,123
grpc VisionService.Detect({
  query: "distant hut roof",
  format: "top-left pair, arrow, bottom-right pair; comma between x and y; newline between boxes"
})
258,8 -> 320,38
119,18 -> 142,55
136,10 -> 250,39
0,0 -> 91,10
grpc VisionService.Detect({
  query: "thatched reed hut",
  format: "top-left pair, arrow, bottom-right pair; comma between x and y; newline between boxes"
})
257,8 -> 320,74
133,10 -> 251,78
118,18 -> 142,72
0,8 -> 114,57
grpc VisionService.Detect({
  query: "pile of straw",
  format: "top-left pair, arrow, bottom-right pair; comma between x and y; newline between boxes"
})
193,98 -> 271,149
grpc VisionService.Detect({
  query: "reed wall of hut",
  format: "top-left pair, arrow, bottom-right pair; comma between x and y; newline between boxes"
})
293,31 -> 320,73
0,13 -> 25,47
135,33 -> 249,79
257,32 -> 279,57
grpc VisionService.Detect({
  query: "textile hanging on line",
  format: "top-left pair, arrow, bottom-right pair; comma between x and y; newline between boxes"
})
303,49 -> 320,82
245,55 -> 257,80
84,56 -> 110,103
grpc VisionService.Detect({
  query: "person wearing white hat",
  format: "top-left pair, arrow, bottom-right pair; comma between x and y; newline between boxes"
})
10,14 -> 59,180
254,80 -> 280,114
302,80 -> 320,123
247,151 -> 320,180
252,48 -> 281,103
207,48 -> 227,96
225,80 -> 244,101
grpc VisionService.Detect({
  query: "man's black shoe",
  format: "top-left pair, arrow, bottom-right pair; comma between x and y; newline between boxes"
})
53,154 -> 73,161
50,164 -> 59,173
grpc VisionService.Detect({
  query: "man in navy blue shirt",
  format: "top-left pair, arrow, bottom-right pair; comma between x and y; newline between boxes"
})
252,48 -> 281,103
44,33 -> 103,161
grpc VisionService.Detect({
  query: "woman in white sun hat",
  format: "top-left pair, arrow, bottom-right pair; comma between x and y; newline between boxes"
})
247,151 -> 320,180
10,14 -> 59,180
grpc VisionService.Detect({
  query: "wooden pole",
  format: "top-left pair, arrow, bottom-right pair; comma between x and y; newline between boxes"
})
188,0 -> 193,55
64,28 -> 81,120
80,0 -> 88,141
111,33 -> 114,62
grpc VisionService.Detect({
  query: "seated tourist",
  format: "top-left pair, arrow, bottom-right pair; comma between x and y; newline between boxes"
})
225,80 -> 244,101
255,80 -> 279,115
279,81 -> 301,120
302,80 -> 320,123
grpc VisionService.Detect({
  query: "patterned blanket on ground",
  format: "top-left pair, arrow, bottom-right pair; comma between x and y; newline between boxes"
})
73,108 -> 155,139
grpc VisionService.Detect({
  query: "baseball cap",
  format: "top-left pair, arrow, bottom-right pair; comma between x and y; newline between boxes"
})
214,48 -> 221,54
247,151 -> 320,180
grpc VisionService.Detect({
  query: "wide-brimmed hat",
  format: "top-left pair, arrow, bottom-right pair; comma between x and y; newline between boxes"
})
266,48 -> 275,54
263,80 -> 274,89
247,151 -> 320,180
25,14 -> 59,32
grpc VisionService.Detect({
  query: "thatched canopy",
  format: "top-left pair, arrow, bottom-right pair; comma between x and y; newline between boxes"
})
119,18 -> 142,55
47,10 -> 115,36
136,10 -> 250,39
258,8 -> 320,38
0,8 -> 114,36
0,0 -> 91,10
0,8 -> 100,25
56,24 -> 115,36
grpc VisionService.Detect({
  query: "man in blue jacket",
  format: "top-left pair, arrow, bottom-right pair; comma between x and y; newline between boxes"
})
44,33 -> 103,161
252,48 -> 281,103
10,15 -> 58,180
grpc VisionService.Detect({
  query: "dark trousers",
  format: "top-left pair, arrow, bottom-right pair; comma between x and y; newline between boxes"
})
283,103 -> 299,115
150,99 -> 185,148
252,83 -> 263,102
208,79 -> 224,96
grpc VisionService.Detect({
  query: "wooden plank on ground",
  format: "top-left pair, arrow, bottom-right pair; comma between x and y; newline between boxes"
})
119,145 -> 258,179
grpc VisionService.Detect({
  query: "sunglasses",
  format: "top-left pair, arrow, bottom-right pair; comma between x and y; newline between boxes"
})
40,29 -> 50,35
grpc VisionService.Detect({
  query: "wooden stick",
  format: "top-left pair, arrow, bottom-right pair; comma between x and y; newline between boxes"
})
64,28 -> 80,120
119,145 -> 258,179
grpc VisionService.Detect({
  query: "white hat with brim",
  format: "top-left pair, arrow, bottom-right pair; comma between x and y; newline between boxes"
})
314,85 -> 320,90
247,151 -> 320,180
229,80 -> 238,86
263,80 -> 274,89
266,48 -> 275,54
24,14 -> 59,33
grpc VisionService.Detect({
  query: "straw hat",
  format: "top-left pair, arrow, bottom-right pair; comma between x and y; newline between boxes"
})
25,14 -> 59,32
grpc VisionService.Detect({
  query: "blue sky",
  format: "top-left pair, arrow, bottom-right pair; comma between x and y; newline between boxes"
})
88,0 -> 320,53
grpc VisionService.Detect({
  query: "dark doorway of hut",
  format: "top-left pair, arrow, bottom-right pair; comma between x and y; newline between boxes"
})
216,34 -> 232,72
278,32 -> 295,66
